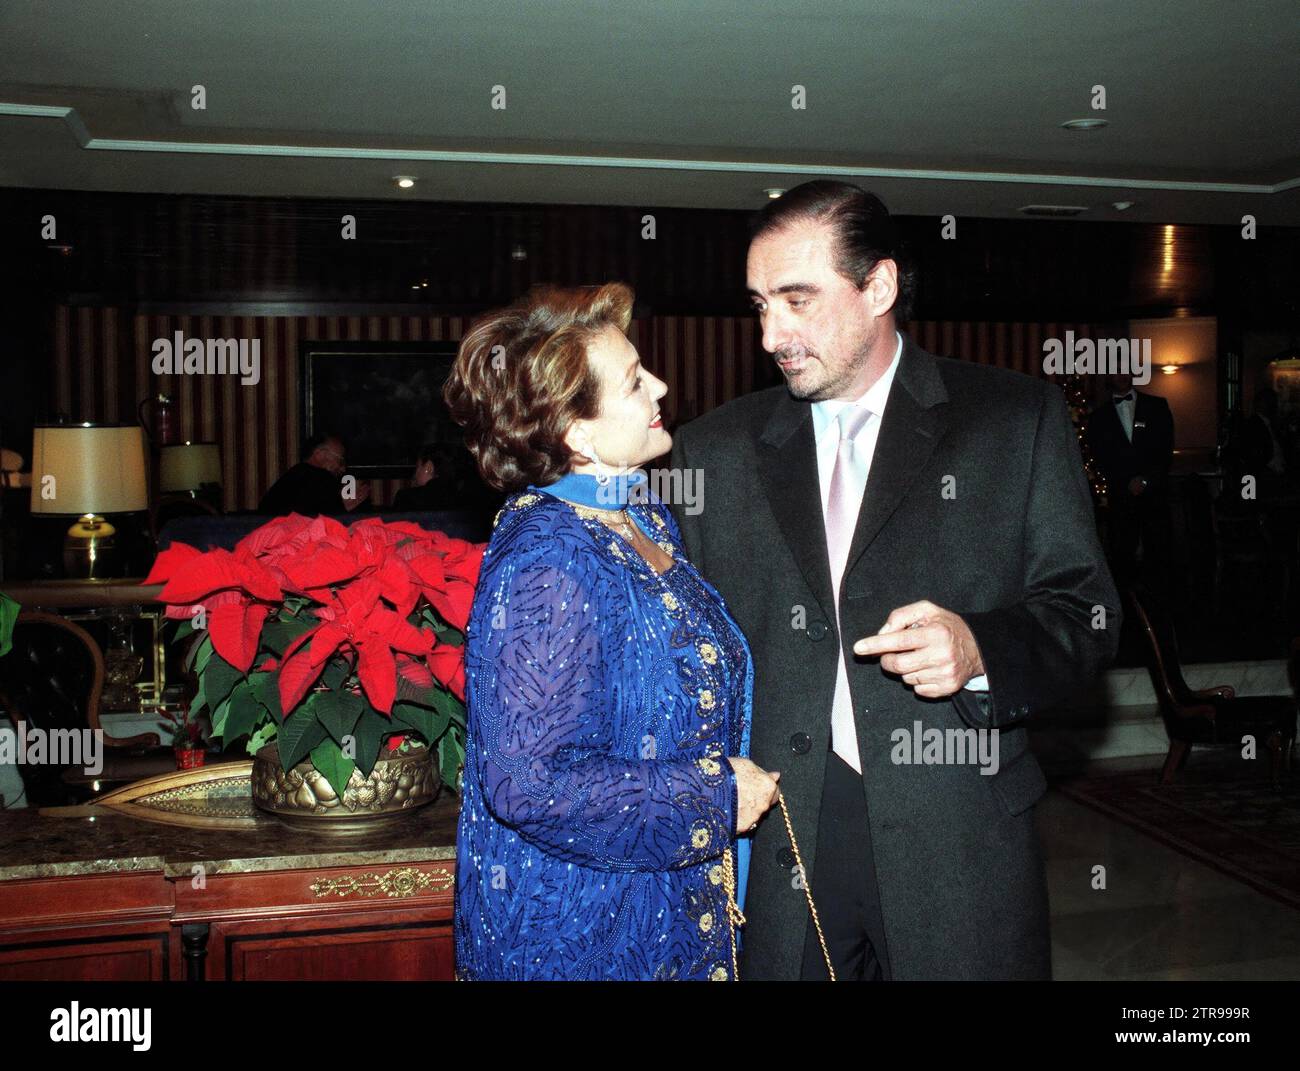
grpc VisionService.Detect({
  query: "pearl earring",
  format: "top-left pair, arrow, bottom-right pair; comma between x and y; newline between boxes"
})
582,439 -> 611,487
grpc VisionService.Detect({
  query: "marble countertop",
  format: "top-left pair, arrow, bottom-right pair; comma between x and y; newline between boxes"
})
0,788 -> 460,881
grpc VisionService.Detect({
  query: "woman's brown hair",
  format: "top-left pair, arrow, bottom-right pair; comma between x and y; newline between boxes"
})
443,282 -> 634,492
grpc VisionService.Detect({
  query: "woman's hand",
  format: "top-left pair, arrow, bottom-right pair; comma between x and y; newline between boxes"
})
730,757 -> 781,835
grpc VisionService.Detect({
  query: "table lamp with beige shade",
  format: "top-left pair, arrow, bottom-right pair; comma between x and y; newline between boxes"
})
30,423 -> 149,578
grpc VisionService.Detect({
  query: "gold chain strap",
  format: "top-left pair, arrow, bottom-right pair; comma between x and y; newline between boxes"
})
722,791 -> 836,982
721,846 -> 745,980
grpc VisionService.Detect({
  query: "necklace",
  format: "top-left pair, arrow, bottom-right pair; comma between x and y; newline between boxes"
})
569,502 -> 639,542
563,499 -> 677,577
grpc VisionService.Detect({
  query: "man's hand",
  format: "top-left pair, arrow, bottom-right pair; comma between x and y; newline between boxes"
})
852,600 -> 985,699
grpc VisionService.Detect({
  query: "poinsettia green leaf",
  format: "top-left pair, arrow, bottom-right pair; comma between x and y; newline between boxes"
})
249,671 -> 283,725
219,679 -> 267,747
259,613 -> 317,656
439,732 -> 463,792
202,650 -> 244,710
351,708 -> 389,779
309,737 -> 356,800
316,689 -> 364,747
246,719 -> 278,756
391,700 -> 448,745
210,695 -> 232,739
429,686 -> 463,726
321,657 -> 349,690
185,632 -> 213,674
173,617 -> 195,643
278,694 -> 327,770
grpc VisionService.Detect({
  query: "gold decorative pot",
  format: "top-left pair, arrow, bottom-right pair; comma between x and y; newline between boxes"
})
251,743 -> 438,833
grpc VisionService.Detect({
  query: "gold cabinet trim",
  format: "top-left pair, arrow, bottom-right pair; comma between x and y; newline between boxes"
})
310,865 -> 454,899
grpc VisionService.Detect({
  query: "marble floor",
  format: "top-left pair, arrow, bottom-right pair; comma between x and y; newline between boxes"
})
1040,756 -> 1300,981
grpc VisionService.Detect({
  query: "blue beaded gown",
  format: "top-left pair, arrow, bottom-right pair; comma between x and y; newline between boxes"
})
454,472 -> 754,980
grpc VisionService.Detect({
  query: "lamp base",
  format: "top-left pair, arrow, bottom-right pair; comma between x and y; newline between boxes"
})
64,515 -> 119,579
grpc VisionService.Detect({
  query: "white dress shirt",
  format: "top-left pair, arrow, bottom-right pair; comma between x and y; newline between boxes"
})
1113,391 -> 1136,442
810,330 -> 990,710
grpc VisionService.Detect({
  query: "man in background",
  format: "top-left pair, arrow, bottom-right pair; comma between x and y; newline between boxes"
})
258,432 -> 370,516
1084,372 -> 1174,594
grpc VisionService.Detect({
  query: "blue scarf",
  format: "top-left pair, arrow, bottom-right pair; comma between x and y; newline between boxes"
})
531,468 -> 649,509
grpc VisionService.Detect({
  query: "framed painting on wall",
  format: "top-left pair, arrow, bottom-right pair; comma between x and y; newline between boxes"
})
300,340 -> 462,479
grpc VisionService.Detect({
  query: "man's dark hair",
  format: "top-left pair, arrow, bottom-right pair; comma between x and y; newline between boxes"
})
749,180 -> 916,320
300,431 -> 343,462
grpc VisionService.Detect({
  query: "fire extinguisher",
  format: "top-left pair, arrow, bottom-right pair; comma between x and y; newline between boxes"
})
138,393 -> 177,445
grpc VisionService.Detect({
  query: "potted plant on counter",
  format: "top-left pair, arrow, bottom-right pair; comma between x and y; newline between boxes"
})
160,703 -> 208,769
145,513 -> 483,831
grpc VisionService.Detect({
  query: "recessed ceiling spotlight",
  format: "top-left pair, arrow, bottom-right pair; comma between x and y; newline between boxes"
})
764,188 -> 785,199
1018,204 -> 1088,217
1061,118 -> 1108,131
1112,200 -> 1135,211
393,176 -> 416,189
510,245 -> 528,261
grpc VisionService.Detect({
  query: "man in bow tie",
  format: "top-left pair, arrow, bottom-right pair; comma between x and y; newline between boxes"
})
1084,372 -> 1175,592
669,181 -> 1120,980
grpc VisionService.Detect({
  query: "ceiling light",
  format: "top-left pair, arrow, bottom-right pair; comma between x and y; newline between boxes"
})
1112,201 -> 1135,211
763,188 -> 785,199
1161,365 -> 1180,375
1061,118 -> 1108,131
1018,204 -> 1088,217
393,176 -> 416,189
510,245 -> 527,261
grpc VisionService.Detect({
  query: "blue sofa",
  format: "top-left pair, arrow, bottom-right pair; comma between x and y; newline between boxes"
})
156,510 -> 490,551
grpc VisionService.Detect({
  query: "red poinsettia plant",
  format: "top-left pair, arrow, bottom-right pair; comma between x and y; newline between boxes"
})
143,514 -> 484,796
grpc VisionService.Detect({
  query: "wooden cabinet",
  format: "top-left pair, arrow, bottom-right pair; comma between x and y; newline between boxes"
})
0,872 -> 173,981
0,795 -> 458,981
172,860 -> 455,981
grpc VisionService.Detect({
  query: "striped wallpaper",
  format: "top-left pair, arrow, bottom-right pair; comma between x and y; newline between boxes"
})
49,306 -> 1099,511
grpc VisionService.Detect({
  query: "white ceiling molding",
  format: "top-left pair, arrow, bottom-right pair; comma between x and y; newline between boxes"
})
2,102 -> 1296,197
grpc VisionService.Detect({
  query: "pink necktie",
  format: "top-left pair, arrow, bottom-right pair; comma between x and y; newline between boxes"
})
825,405 -> 874,773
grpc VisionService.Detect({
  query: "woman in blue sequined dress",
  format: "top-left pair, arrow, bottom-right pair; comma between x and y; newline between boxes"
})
444,282 -> 782,980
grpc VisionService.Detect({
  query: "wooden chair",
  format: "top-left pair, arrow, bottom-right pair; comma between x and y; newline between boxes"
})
1124,585 -> 1297,785
0,611 -> 174,806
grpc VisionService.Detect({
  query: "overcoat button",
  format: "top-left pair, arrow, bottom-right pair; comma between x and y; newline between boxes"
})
790,732 -> 812,754
807,621 -> 827,641
777,847 -> 797,868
